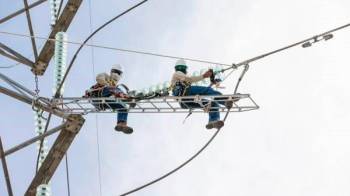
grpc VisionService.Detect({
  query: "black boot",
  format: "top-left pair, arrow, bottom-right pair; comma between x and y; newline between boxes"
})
205,120 -> 224,129
225,97 -> 240,109
225,100 -> 233,109
115,125 -> 134,134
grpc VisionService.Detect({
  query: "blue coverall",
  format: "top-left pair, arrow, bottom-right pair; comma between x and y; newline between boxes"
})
100,86 -> 128,123
173,85 -> 226,122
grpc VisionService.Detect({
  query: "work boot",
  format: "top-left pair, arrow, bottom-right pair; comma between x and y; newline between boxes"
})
225,100 -> 233,109
114,123 -> 133,134
225,96 -> 240,109
205,120 -> 224,129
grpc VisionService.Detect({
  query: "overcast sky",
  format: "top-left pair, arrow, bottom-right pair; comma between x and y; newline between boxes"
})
1,0 -> 350,195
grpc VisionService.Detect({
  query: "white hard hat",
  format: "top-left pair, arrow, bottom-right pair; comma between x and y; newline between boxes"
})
111,64 -> 123,75
96,73 -> 109,85
110,64 -> 123,84
175,59 -> 186,67
175,59 -> 188,73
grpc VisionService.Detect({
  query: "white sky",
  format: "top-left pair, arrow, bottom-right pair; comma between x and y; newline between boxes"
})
1,0 -> 350,195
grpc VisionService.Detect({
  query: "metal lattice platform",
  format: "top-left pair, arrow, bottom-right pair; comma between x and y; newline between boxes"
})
52,94 -> 259,114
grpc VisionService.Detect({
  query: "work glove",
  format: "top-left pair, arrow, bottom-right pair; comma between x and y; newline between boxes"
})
202,69 -> 213,78
115,92 -> 129,99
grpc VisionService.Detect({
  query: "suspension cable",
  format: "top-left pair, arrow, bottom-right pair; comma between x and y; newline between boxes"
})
118,22 -> 350,196
0,31 -> 231,67
121,117 -> 229,195
65,154 -> 71,196
230,22 -> 350,70
20,4 -> 348,194
88,0 -> 103,194
234,64 -> 249,94
119,63 -> 249,195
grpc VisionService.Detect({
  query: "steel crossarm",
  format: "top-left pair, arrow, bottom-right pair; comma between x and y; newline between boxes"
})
0,73 -> 66,117
0,85 -> 66,118
52,94 -> 260,114
0,42 -> 35,67
0,0 -> 47,24
0,72 -> 37,97
0,137 -> 14,196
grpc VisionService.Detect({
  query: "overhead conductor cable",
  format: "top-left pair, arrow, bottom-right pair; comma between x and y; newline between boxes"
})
119,22 -> 350,195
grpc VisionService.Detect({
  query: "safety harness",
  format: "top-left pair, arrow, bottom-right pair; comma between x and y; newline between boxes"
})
84,84 -> 107,110
174,69 -> 223,123
84,83 -> 131,110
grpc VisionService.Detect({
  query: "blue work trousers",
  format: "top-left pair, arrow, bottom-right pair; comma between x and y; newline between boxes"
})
174,85 -> 225,122
101,87 -> 128,123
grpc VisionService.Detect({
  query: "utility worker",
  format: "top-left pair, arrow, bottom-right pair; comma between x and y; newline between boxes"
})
85,64 -> 133,134
171,59 -> 233,129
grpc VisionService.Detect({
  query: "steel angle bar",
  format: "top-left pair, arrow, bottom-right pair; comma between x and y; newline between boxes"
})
54,94 -> 259,114
6,82 -> 31,99
61,94 -> 248,101
3,124 -> 65,157
0,0 -> 47,24
0,42 -> 34,67
0,49 -> 31,66
74,101 -> 84,110
0,85 -> 67,118
149,102 -> 159,111
165,101 -> 176,112
0,137 -> 14,196
0,73 -> 37,97
247,95 -> 259,109
23,0 -> 39,61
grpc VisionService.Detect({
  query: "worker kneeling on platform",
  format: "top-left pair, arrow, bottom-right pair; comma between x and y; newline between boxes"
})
171,59 -> 233,129
85,64 -> 133,134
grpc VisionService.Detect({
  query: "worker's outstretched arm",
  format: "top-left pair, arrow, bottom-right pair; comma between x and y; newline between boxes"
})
172,71 -> 211,83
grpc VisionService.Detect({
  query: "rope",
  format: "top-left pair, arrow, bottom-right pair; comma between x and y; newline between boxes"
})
88,0 -> 103,194
0,31 -> 231,67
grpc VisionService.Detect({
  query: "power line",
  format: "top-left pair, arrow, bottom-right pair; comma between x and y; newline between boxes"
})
65,154 -> 71,196
0,31 -> 232,67
119,61 -> 249,196
118,22 -> 350,195
234,22 -> 350,67
120,113 -> 230,195
88,0 -> 103,194
54,0 -> 150,96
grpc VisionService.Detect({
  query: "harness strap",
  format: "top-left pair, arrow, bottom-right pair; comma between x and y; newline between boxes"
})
117,83 -> 129,93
